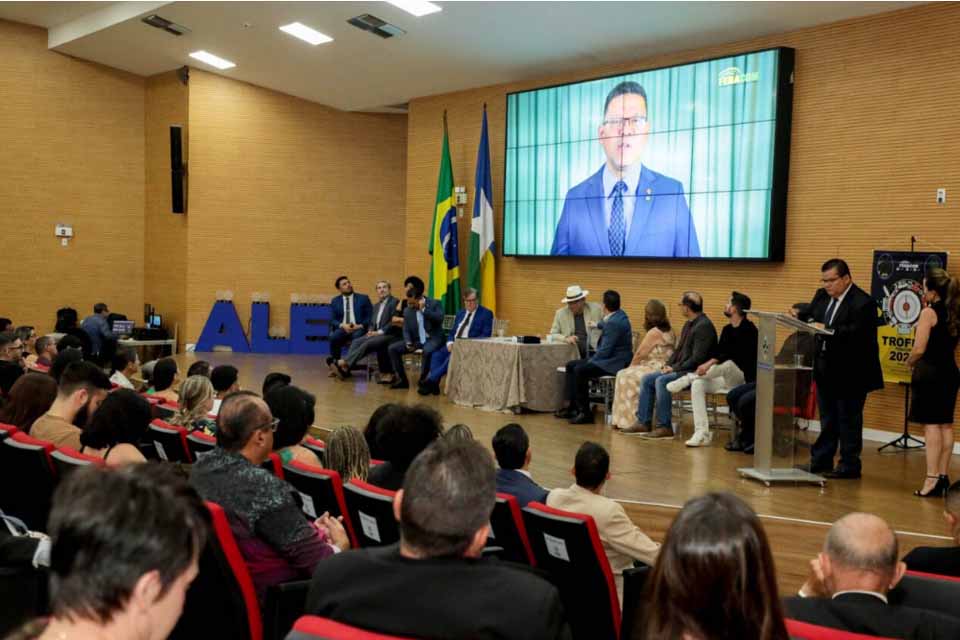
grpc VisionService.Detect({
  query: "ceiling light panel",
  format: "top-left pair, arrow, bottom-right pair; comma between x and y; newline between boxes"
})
188,50 -> 236,70
385,0 -> 442,17
280,22 -> 333,45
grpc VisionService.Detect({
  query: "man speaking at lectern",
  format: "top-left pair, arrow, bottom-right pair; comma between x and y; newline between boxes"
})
799,259 -> 883,479
550,81 -> 700,258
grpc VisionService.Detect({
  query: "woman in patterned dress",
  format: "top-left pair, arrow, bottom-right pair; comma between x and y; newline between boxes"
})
612,299 -> 676,430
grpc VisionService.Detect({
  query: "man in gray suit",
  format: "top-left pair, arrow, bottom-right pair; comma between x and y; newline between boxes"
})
333,280 -> 400,380
387,276 -> 446,390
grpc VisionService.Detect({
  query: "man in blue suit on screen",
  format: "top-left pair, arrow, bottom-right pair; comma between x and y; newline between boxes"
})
550,81 -> 700,258
417,287 -> 493,396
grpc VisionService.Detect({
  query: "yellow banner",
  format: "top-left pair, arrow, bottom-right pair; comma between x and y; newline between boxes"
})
877,324 -> 915,384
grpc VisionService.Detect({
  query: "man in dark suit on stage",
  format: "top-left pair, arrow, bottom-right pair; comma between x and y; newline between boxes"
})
417,287 -> 494,396
387,276 -> 446,390
903,479 -> 960,577
333,280 -> 400,379
785,512 -> 960,638
327,275 -> 372,371
492,423 -> 549,508
799,258 -> 883,479
305,438 -> 571,640
557,290 -> 633,425
550,81 -> 699,258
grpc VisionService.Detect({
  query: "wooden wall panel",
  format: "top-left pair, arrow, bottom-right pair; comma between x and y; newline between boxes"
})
184,71 -> 407,341
145,71 -> 188,343
0,19 -> 145,332
404,3 -> 960,435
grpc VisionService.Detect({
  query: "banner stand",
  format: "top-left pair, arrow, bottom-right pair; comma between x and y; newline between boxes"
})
877,382 -> 924,452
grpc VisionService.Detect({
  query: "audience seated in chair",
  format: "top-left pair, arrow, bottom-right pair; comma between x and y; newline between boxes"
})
48,346 -> 83,384
148,357 -> 180,404
363,403 -> 398,461
417,287 -> 493,396
30,361 -> 110,449
109,347 -> 140,391
547,441 -> 659,600
77,389 -> 151,466
443,423 -> 474,442
210,364 -> 240,416
189,391 -> 350,602
14,327 -> 36,368
305,438 -> 571,640
903,479 -> 960,577
32,336 -> 57,370
168,375 -> 217,436
262,371 -> 292,396
265,384 -> 322,466
0,318 -> 11,332
0,331 -> 25,398
324,425 -> 370,483
644,492 -> 789,640
493,423 -> 549,507
186,360 -> 211,379
4,463 -> 206,640
784,512 -> 960,638
367,404 -> 443,491
54,308 -> 92,360
0,373 -> 57,433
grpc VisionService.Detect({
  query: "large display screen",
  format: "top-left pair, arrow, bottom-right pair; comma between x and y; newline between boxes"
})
504,47 -> 794,260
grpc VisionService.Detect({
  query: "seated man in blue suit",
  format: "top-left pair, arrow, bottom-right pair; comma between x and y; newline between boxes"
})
492,423 -> 549,507
327,275 -> 372,373
387,276 -> 446,390
550,81 -> 700,258
417,287 -> 493,396
557,290 -> 633,425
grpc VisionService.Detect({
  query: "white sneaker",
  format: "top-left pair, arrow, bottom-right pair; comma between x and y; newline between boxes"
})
685,431 -> 713,447
666,373 -> 695,394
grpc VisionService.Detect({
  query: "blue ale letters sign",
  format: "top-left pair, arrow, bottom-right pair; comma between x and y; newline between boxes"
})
195,301 -> 332,355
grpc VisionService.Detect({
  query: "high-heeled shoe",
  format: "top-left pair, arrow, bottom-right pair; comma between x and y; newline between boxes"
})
914,474 -> 948,498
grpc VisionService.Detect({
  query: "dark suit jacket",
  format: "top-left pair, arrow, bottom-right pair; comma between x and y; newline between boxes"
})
801,284 -> 884,397
496,468 -> 549,508
306,544 -> 571,640
370,296 -> 400,333
590,309 -> 633,374
450,305 -> 494,341
550,165 -> 700,257
668,314 -> 718,374
903,545 -> 960,578
330,293 -> 373,331
784,592 -> 960,639
402,298 -> 446,347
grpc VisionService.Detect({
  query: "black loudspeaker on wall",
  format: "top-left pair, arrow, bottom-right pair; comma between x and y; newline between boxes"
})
170,125 -> 186,214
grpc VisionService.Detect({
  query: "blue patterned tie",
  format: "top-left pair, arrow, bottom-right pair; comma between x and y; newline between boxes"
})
609,180 -> 627,256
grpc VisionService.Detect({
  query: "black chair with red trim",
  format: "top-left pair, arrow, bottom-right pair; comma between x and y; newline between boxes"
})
785,619 -> 897,640
522,502 -> 620,640
0,422 -> 17,440
50,446 -> 105,479
342,480 -> 399,548
282,461 -> 358,548
169,501 -> 310,640
485,492 -> 535,565
888,570 -> 960,620
261,452 -> 285,479
186,430 -> 217,459
286,616 -> 413,640
0,432 -> 57,531
302,436 -> 326,465
147,419 -> 192,463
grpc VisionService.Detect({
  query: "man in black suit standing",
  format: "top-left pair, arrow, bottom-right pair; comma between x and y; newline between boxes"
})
305,438 -> 571,640
785,512 -> 960,638
799,259 -> 883,479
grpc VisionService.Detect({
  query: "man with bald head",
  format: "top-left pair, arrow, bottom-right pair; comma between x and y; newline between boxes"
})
786,512 -> 960,638
190,391 -> 349,601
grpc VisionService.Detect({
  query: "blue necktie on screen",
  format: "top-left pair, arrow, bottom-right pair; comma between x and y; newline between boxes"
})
609,180 -> 627,256
417,309 -> 427,344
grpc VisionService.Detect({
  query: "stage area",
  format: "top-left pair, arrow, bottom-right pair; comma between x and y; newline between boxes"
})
173,352 -> 953,593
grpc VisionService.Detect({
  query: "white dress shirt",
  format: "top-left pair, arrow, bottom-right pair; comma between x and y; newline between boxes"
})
342,294 -> 355,325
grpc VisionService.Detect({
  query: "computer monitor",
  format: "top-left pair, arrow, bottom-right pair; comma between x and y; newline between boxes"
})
148,314 -> 162,329
112,320 -> 135,336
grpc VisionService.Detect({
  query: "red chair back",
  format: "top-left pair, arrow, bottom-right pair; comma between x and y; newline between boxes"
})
283,461 -> 358,548
0,422 -> 17,439
287,615 -> 414,640
302,436 -> 326,465
785,619 -> 897,639
0,432 -> 57,530
889,570 -> 960,620
488,492 -> 535,565
522,502 -> 620,640
186,431 -> 217,458
261,452 -> 284,479
148,420 -> 192,463
50,447 -> 105,478
342,480 -> 399,548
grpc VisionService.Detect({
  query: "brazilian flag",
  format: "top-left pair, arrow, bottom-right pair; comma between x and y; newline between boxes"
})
428,112 -> 462,315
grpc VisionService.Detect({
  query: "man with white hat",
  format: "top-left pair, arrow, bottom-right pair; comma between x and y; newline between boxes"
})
548,285 -> 604,359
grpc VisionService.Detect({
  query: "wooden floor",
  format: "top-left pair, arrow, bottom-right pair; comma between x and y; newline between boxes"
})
173,352 -> 954,593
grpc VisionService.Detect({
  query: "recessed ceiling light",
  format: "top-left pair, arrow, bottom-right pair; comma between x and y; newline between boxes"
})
279,22 -> 333,45
385,0 -> 441,17
188,50 -> 236,70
